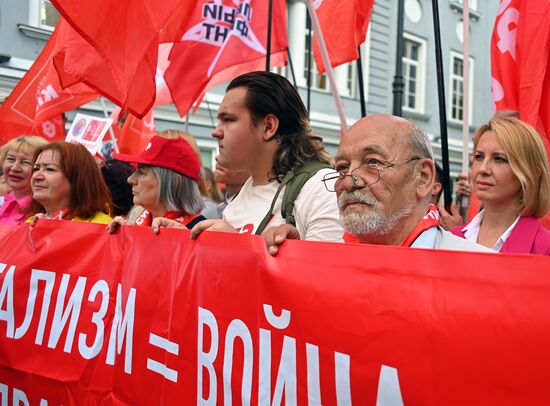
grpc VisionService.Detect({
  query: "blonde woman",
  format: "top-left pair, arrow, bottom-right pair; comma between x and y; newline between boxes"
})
0,136 -> 48,225
451,117 -> 550,255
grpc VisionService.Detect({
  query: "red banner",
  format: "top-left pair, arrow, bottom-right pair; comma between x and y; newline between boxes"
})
1,222 -> 550,404
491,0 -> 550,160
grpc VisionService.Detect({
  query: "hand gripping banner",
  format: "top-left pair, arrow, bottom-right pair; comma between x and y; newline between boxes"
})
0,221 -> 550,404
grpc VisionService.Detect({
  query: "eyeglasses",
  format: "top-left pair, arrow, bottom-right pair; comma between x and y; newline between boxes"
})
322,157 -> 420,192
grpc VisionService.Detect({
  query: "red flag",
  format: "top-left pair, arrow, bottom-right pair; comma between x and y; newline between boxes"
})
0,20 -> 97,143
491,0 -> 550,160
49,0 -> 197,118
164,0 -> 288,117
312,0 -> 374,74
111,108 -> 156,155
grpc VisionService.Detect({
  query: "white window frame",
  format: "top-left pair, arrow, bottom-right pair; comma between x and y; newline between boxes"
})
28,0 -> 60,30
342,26 -> 371,99
196,138 -> 219,169
455,0 -> 478,11
402,32 -> 427,114
448,51 -> 474,125
304,27 -> 329,93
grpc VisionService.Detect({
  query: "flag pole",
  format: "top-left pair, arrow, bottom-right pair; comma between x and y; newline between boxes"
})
460,0 -> 471,213
306,11 -> 312,117
287,48 -> 298,89
265,0 -> 274,71
100,97 -> 119,153
305,0 -> 348,133
392,0 -> 405,116
431,0 -> 452,211
356,46 -> 367,117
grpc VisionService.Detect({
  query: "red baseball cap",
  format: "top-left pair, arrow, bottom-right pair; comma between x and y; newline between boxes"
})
114,135 -> 201,182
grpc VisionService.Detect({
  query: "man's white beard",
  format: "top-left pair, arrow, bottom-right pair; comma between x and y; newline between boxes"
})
338,189 -> 416,236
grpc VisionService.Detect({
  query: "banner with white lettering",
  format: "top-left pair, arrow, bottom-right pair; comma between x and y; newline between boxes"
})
1,221 -> 550,404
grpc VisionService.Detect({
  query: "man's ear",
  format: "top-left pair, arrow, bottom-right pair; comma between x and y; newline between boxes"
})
262,114 -> 279,141
416,159 -> 436,200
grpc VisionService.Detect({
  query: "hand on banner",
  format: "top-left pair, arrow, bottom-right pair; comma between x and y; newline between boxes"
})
29,213 -> 48,227
455,173 -> 472,199
106,216 -> 129,234
264,224 -> 301,256
189,220 -> 236,239
438,202 -> 464,231
151,217 -> 186,234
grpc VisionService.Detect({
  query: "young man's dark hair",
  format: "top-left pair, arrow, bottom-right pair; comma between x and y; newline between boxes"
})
227,71 -> 330,180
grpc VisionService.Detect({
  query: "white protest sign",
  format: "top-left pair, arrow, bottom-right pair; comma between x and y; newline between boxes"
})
66,113 -> 113,155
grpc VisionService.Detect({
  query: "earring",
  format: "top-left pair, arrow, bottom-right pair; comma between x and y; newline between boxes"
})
518,195 -> 524,206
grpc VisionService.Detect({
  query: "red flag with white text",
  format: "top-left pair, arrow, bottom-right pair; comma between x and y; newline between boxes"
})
164,0 -> 288,117
491,0 -> 550,160
312,0 -> 374,74
0,20 -> 97,143
1,222 -> 550,403
49,0 -> 197,118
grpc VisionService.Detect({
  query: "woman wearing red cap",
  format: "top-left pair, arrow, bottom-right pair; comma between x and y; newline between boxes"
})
107,135 -> 206,232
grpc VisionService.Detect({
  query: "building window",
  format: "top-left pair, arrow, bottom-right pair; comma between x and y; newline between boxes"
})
454,0 -> 478,11
271,65 -> 287,77
402,33 -> 426,114
29,0 -> 61,29
346,62 -> 357,98
40,0 -> 61,28
449,51 -> 474,124
304,29 -> 329,92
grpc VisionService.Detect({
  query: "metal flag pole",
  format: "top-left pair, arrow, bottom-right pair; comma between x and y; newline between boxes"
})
265,0 -> 274,70
305,0 -> 348,133
460,0 -> 471,215
287,48 -> 298,89
356,46 -> 367,117
431,0 -> 452,211
306,11 -> 312,117
100,97 -> 119,153
392,0 -> 405,116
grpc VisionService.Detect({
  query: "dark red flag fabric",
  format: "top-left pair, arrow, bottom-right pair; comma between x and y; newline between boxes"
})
491,0 -> 550,160
0,20 -> 97,143
164,0 -> 288,117
1,221 -> 550,404
49,0 -> 196,118
312,0 -> 374,74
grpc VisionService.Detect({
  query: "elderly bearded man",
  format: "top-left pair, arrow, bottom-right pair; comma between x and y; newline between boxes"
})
265,114 -> 490,255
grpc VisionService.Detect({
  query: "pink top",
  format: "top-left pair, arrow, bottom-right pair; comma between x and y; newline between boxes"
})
0,193 -> 32,226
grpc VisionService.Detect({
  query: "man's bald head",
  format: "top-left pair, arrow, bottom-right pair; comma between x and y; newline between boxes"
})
345,114 -> 433,161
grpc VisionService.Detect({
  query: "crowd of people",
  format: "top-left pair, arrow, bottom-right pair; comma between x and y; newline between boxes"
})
1,71 -> 549,256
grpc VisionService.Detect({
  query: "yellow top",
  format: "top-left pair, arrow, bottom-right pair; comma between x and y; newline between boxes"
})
26,212 -> 112,224
72,212 -> 113,224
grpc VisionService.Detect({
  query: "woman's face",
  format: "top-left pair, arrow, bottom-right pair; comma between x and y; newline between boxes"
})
2,148 -> 34,197
31,150 -> 71,214
127,165 -> 163,214
471,131 -> 522,207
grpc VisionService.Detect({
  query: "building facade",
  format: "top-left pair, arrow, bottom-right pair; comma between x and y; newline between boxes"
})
0,0 -> 498,175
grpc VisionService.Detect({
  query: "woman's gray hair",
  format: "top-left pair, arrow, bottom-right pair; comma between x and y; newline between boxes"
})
408,126 -> 434,160
150,166 -> 204,214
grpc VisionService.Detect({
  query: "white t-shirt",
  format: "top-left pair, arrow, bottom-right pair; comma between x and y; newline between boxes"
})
223,168 -> 344,241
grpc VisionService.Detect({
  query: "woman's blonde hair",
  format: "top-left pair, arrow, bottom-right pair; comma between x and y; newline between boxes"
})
473,117 -> 550,217
2,135 -> 49,158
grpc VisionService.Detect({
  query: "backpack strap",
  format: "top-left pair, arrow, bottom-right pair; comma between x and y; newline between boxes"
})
281,160 -> 330,227
254,160 -> 330,235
